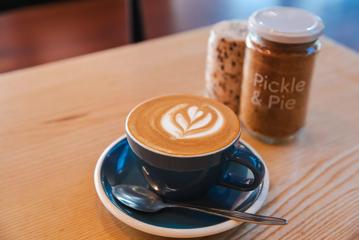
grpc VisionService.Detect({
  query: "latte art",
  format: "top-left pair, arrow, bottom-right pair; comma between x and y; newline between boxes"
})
161,104 -> 224,139
126,95 -> 240,156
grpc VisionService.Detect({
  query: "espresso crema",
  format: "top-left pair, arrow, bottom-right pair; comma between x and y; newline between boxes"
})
126,95 -> 240,156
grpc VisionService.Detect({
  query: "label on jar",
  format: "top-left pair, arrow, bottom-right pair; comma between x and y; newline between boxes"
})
250,73 -> 306,110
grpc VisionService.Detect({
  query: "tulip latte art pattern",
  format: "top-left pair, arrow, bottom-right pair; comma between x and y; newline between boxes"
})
126,95 -> 240,156
161,104 -> 224,139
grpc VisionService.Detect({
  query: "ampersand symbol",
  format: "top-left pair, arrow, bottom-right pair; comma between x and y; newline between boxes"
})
251,91 -> 262,106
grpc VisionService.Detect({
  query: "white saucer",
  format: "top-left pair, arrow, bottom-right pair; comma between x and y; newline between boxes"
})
94,135 -> 269,238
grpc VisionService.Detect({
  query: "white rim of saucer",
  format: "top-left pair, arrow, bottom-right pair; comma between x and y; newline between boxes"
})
94,135 -> 270,238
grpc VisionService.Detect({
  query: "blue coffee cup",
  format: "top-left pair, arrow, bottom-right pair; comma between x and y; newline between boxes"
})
126,129 -> 265,201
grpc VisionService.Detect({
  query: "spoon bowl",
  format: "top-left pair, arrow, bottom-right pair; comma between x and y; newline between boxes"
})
112,185 -> 166,212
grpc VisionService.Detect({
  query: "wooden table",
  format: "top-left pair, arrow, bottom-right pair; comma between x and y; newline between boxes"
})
1,28 -> 358,240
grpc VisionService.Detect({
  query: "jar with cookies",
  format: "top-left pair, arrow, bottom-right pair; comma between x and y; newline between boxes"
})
205,20 -> 247,114
240,7 -> 324,144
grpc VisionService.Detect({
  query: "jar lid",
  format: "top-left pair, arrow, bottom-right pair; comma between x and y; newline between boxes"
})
212,20 -> 247,41
248,7 -> 324,44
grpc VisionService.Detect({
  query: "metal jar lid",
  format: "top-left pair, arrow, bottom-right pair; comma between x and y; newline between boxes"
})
248,7 -> 324,44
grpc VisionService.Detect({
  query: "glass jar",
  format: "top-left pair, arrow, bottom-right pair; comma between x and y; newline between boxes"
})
205,20 -> 247,113
240,7 -> 324,144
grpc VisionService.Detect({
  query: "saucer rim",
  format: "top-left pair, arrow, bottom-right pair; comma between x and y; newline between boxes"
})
94,135 -> 270,238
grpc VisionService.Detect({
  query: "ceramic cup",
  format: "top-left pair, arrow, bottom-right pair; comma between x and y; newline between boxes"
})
125,99 -> 265,201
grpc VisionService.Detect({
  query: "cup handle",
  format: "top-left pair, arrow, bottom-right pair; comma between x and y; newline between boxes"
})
219,142 -> 265,191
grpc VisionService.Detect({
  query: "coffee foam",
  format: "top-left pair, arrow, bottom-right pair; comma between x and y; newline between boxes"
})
126,95 -> 240,156
160,104 -> 224,139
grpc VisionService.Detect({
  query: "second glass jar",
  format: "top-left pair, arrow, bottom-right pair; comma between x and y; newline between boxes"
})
240,7 -> 324,144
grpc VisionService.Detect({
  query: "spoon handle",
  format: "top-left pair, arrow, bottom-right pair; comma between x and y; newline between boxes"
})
168,203 -> 287,225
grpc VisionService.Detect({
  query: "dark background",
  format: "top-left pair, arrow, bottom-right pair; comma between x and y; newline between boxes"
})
0,0 -> 358,73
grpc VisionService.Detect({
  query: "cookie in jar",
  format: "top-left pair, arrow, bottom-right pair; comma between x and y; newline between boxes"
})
205,20 -> 247,113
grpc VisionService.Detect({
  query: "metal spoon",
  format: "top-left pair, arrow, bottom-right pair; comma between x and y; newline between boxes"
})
112,184 -> 287,225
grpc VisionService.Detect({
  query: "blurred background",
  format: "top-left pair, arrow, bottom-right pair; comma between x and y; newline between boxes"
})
0,0 -> 358,73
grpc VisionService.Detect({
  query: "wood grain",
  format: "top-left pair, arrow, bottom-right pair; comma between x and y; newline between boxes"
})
0,28 -> 358,240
